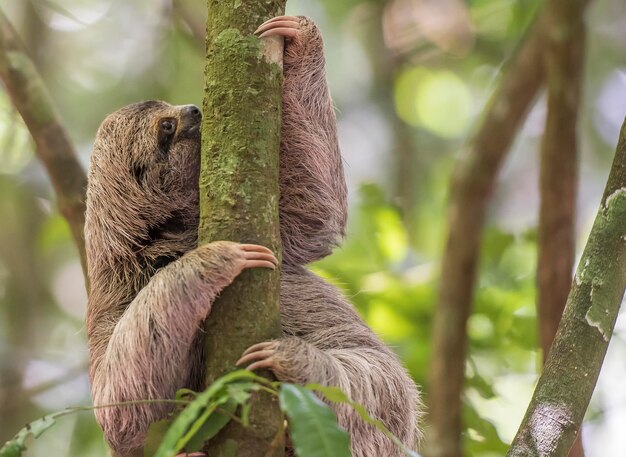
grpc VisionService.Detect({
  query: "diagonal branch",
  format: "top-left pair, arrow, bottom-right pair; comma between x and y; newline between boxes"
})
426,1 -> 591,455
0,8 -> 88,281
507,117 -> 626,457
427,15 -> 546,457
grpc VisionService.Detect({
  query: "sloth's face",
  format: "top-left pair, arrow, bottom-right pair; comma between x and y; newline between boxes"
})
89,101 -> 204,260
94,100 -> 203,199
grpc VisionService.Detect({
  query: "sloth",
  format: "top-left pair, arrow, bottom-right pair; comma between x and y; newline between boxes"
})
85,15 -> 421,457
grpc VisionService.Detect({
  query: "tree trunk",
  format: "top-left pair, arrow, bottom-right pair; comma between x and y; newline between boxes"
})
536,0 -> 587,455
199,1 -> 286,456
507,118 -> 626,456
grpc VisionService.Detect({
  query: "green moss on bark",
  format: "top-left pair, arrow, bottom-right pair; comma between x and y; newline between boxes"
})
199,1 -> 286,456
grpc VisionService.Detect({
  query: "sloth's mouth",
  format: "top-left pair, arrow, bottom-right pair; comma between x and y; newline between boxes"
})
179,123 -> 201,140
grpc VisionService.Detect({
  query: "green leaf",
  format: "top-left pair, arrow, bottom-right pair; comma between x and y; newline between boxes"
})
154,370 -> 271,457
176,388 -> 198,401
0,414 -> 59,457
227,382 -> 260,405
306,384 -> 419,457
279,384 -> 351,457
144,420 -> 173,457
185,399 -> 238,452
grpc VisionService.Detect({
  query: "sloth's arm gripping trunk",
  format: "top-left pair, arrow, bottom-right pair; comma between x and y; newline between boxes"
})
279,17 -> 347,265
87,242 -> 250,456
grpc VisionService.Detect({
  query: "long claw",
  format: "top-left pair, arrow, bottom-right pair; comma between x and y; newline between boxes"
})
240,244 -> 273,255
258,28 -> 299,39
261,15 -> 300,26
243,260 -> 275,270
255,20 -> 300,36
242,341 -> 276,356
247,359 -> 276,372
236,350 -> 275,367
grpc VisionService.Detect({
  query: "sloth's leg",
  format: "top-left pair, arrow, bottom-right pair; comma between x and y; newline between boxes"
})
256,16 -> 347,265
237,337 -> 420,457
90,242 -> 276,455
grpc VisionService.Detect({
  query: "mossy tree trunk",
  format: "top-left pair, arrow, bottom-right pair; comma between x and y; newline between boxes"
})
507,120 -> 626,456
199,1 -> 286,456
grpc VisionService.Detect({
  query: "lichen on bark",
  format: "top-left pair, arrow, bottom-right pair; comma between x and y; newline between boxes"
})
199,1 -> 286,456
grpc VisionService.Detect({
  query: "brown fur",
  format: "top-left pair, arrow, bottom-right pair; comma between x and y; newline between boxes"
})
85,16 -> 421,457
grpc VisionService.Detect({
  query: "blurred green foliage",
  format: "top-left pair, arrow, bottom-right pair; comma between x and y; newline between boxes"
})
312,184 -> 538,452
1,0 -> 626,455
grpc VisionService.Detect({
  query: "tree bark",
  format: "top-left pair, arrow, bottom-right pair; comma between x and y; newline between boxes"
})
199,1 -> 285,456
507,118 -> 626,456
536,0 -> 587,455
0,8 -> 88,280
426,16 -> 546,457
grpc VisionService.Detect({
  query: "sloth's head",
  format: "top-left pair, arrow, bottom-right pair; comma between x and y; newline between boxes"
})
86,101 -> 203,271
92,100 -> 202,196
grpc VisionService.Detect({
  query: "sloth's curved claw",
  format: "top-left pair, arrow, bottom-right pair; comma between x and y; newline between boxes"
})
255,15 -> 301,40
236,341 -> 279,372
239,244 -> 278,270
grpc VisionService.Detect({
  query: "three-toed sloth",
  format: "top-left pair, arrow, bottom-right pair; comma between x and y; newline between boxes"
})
85,15 -> 421,457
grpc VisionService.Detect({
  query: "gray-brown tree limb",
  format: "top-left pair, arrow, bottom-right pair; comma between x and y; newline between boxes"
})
0,8 -> 88,279
426,1 -> 591,455
426,15 -> 546,457
507,118 -> 626,456
536,0 -> 587,455
199,1 -> 286,456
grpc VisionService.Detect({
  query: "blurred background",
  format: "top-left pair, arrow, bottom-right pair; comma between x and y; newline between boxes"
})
0,0 -> 625,456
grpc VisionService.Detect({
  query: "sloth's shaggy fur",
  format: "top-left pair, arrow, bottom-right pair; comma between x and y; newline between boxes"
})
85,16 -> 421,457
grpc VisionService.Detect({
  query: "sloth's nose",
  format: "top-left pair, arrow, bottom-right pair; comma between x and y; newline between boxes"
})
181,104 -> 202,123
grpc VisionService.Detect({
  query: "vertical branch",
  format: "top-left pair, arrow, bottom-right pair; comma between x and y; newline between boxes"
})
507,119 -> 626,457
0,9 -> 88,280
199,1 -> 286,456
537,0 -> 587,455
426,17 -> 546,457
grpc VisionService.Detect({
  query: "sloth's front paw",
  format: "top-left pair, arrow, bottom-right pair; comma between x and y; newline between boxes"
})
236,338 -> 310,384
237,340 -> 281,372
254,16 -> 321,53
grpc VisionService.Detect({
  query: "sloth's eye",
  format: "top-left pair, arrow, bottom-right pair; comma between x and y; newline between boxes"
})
160,119 -> 176,135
